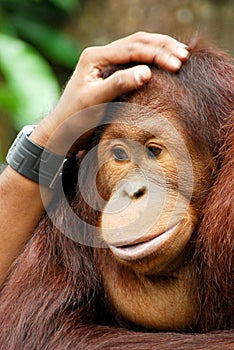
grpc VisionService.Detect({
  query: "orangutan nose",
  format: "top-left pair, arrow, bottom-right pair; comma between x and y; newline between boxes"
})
122,181 -> 148,200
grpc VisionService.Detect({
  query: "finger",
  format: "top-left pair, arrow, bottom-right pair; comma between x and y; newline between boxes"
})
92,65 -> 152,103
98,32 -> 189,71
143,33 -> 189,61
151,47 -> 189,72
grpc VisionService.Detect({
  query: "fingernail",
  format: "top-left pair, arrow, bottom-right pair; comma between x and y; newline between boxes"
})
134,66 -> 151,85
177,47 -> 190,59
169,56 -> 182,69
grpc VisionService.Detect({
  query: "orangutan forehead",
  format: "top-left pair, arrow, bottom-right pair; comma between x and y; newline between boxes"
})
101,118 -> 160,142
101,107 -> 183,143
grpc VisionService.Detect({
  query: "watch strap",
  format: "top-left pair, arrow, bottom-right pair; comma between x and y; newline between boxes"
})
6,129 -> 66,189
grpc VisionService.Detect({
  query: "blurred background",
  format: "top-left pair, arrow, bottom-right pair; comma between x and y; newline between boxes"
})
0,0 -> 233,162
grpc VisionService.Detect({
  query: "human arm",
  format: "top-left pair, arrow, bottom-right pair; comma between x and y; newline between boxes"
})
0,32 -> 189,284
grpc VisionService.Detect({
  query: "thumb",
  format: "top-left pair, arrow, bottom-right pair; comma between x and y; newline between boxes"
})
99,65 -> 152,102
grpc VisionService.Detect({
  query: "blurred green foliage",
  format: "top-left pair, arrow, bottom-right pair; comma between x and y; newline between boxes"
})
0,34 -> 60,129
0,0 -> 82,162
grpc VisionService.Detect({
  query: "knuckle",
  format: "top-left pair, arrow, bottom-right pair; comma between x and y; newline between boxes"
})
132,31 -> 148,43
158,35 -> 173,48
131,32 -> 172,47
155,47 -> 169,62
80,46 -> 97,60
113,72 -> 127,90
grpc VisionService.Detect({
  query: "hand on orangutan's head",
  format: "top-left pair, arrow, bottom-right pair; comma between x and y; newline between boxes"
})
0,37 -> 233,348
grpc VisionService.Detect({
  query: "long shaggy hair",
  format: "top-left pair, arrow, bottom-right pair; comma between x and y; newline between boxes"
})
0,39 -> 233,349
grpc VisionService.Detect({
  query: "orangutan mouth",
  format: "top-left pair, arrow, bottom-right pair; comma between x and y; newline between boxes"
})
109,224 -> 179,261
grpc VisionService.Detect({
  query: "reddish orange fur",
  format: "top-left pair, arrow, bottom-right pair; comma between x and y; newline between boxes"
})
0,39 -> 233,349
194,110 -> 234,331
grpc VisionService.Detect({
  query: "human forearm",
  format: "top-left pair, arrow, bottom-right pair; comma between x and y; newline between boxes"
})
0,166 -> 52,284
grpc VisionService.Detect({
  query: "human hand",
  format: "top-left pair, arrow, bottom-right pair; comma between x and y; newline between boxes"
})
32,32 -> 189,151
56,32 -> 189,111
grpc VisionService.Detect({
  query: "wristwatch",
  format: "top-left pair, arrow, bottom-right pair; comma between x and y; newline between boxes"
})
6,125 -> 67,189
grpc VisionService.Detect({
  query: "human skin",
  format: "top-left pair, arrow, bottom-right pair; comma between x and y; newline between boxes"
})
0,32 -> 189,285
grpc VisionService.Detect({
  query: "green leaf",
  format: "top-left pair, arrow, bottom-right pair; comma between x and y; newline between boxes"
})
0,34 -> 60,129
12,16 -> 80,68
0,84 -> 17,112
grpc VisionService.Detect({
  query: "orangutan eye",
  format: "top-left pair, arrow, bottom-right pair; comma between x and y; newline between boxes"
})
112,147 -> 130,161
146,145 -> 162,158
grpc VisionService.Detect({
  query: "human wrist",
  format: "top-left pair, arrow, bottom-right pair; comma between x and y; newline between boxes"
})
6,125 -> 67,189
30,114 -> 62,151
